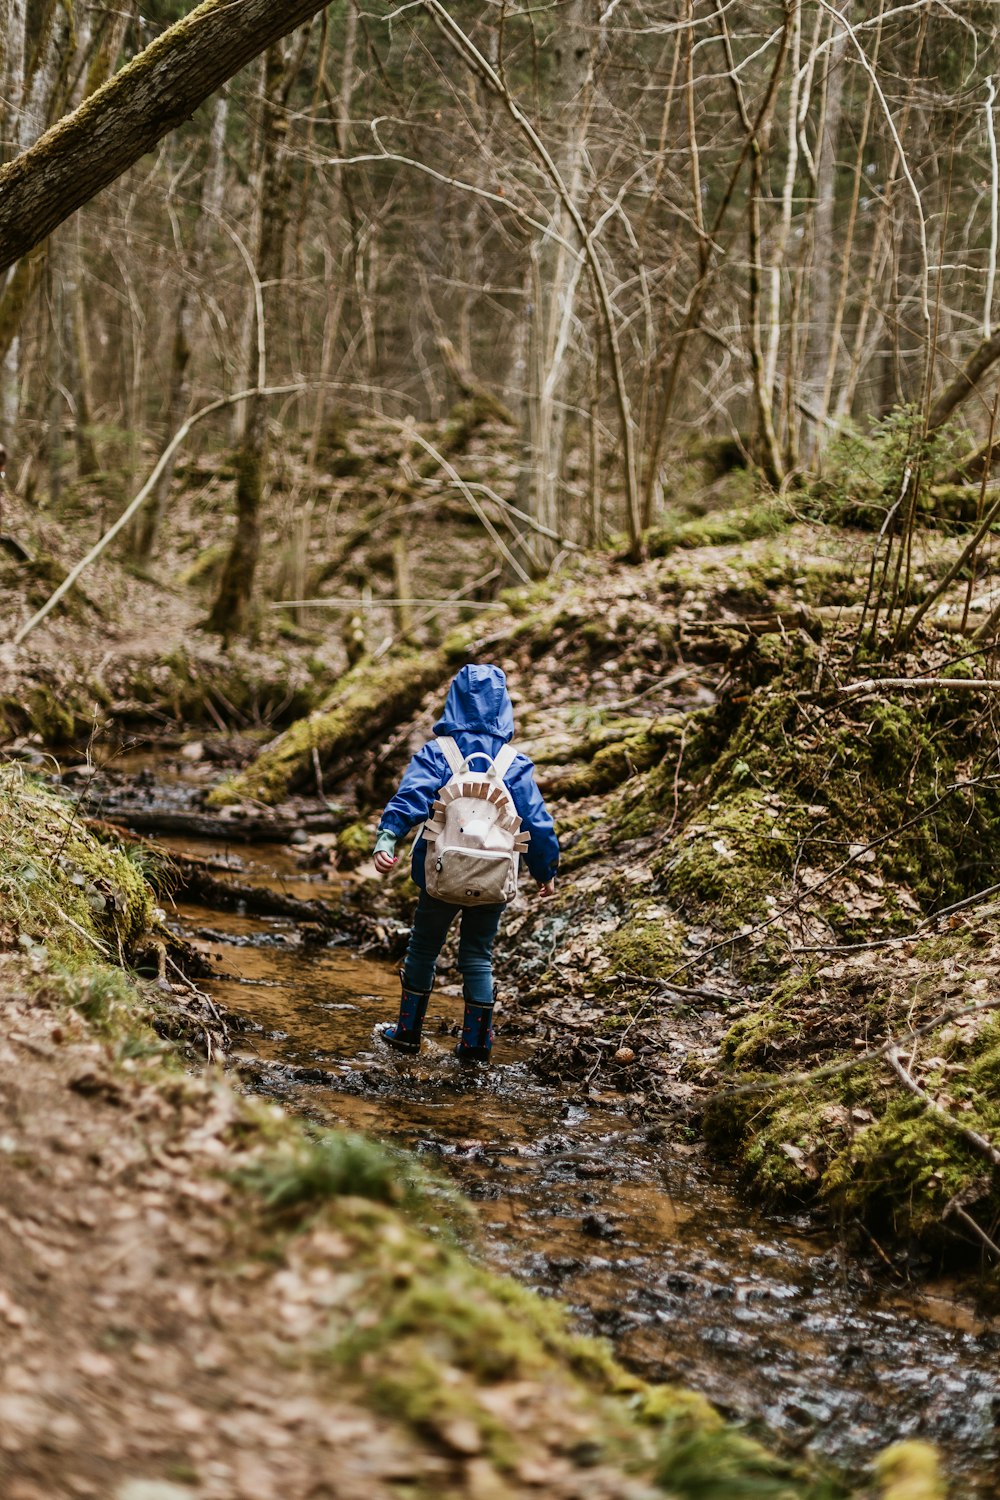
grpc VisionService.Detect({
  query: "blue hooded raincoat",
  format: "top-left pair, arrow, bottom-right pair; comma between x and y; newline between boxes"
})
378,664 -> 559,892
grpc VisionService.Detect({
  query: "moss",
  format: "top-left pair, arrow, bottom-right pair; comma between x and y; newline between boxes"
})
708,916 -> 1000,1260
647,499 -> 790,558
233,1131 -> 462,1224
549,720 -> 684,800
0,679 -> 108,744
657,787 -> 806,928
0,766 -> 154,960
601,904 -> 686,980
335,820 -> 373,869
43,962 -> 163,1051
655,1404 -> 844,1499
874,1441 -> 946,1500
175,540 -> 229,588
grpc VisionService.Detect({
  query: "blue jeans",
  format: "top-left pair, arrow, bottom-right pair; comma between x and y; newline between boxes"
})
402,891 -> 504,1004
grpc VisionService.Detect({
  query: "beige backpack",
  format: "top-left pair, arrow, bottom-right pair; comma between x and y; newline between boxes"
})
423,736 -> 530,905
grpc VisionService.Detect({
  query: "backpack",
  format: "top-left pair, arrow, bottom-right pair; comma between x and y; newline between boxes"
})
422,736 -> 530,906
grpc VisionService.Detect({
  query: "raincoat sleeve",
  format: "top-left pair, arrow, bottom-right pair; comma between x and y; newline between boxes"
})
509,756 -> 560,885
377,742 -> 445,840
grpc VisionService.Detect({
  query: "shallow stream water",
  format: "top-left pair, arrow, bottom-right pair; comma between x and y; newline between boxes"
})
150,828 -> 1000,1496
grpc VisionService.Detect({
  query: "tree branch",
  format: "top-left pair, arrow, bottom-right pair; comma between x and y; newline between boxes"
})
0,0 -> 334,273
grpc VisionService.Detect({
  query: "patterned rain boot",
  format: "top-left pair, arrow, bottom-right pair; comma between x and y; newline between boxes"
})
455,992 -> 495,1064
381,972 -> 430,1055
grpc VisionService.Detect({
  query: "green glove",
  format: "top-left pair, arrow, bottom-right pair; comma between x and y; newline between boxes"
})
373,830 -> 397,858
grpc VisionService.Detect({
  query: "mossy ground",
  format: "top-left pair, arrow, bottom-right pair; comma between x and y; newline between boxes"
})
0,763 -> 154,960
705,908 -> 1000,1275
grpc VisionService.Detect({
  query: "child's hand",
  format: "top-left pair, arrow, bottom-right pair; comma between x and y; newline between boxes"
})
537,879 -> 556,899
372,831 -> 398,875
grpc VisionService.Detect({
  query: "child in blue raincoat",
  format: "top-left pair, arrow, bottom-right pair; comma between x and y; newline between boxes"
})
372,663 -> 559,1062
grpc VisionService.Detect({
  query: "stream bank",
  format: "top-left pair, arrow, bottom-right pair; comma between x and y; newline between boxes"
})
70,749 -> 1000,1495
1,757 -> 888,1500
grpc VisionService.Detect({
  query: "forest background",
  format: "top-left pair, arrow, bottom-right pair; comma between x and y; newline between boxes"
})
3,0 -> 1000,637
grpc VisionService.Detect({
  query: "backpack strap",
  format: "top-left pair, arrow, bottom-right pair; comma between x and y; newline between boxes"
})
492,743 -> 517,782
436,736 -> 464,775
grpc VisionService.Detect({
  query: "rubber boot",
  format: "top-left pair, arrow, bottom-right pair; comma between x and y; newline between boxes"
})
381,971 -> 430,1055
455,992 -> 494,1064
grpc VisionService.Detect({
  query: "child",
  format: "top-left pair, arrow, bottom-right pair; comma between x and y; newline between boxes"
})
372,663 -> 559,1062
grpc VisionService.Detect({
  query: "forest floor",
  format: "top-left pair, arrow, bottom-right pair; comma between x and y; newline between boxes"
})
1,425 -> 996,1495
0,762 -> 886,1500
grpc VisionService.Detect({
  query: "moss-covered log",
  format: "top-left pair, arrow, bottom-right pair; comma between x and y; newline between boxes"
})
208,630 -> 482,807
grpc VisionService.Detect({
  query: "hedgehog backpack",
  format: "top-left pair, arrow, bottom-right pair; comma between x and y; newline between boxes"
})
422,736 -> 530,906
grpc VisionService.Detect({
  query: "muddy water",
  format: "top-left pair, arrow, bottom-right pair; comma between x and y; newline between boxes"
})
151,835 -> 1000,1496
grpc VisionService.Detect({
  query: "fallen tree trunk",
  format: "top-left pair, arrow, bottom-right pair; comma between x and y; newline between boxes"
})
90,817 -> 398,949
940,436 -> 1000,485
171,850 -> 403,952
92,805 -> 348,843
207,630 -> 487,807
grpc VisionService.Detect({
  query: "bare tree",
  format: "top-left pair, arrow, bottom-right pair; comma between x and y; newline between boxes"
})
208,39 -> 304,636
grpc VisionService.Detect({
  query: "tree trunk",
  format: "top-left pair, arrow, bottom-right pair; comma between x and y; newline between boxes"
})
0,0 -> 334,274
0,0 -> 27,446
207,44 -> 297,638
517,0 -> 593,567
801,5 -> 850,461
135,92 -> 228,561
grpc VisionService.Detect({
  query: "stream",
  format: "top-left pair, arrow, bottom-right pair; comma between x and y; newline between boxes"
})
81,756 -> 1000,1494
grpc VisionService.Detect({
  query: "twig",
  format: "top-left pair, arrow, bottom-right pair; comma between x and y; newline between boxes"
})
791,880 -> 1000,953
267,597 -> 498,610
984,77 -> 998,341
944,1200 -> 1000,1261
388,419 -> 530,584
838,678 -> 1000,694
612,972 -> 734,1005
885,1044 -> 1000,1167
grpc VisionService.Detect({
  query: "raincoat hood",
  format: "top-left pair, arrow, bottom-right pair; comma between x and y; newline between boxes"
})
433,664 -> 514,742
